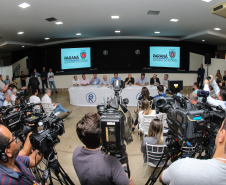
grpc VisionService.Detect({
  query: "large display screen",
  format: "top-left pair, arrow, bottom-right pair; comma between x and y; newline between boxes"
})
150,47 -> 180,68
61,47 -> 91,70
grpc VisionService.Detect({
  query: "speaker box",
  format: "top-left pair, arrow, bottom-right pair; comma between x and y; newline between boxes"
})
205,53 -> 211,64
26,58 -> 32,69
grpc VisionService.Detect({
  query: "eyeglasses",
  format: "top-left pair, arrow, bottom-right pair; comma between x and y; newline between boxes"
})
7,135 -> 18,146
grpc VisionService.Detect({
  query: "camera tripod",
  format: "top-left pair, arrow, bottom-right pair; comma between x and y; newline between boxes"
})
32,150 -> 75,185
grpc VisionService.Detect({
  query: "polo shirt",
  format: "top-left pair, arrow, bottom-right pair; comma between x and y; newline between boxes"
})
90,78 -> 101,85
100,78 -> 110,85
136,77 -> 148,85
111,77 -> 121,85
0,155 -> 38,185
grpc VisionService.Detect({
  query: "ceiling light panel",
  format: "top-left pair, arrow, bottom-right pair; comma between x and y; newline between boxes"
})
214,28 -> 221,30
76,33 -> 82,35
44,38 -> 50,40
18,2 -> 30,8
170,19 -> 179,22
17,32 -> 24,34
55,21 -> 63,25
115,30 -> 120,33
155,31 -> 160,34
111,16 -> 119,19
202,0 -> 212,2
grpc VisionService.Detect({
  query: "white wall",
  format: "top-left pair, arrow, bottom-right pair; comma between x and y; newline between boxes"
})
12,56 -> 29,75
204,58 -> 226,76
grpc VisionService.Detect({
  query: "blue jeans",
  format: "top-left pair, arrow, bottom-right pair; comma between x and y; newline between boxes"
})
53,103 -> 67,114
49,81 -> 57,92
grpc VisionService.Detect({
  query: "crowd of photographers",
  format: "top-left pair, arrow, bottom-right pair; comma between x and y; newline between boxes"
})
2,69 -> 226,185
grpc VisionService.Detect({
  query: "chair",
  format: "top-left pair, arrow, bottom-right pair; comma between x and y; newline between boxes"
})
143,144 -> 167,178
138,114 -> 156,140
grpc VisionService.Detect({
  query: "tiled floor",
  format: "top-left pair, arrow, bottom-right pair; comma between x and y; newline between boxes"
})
38,89 -> 192,185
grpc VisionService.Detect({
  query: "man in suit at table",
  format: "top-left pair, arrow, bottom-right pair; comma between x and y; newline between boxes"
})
150,74 -> 160,85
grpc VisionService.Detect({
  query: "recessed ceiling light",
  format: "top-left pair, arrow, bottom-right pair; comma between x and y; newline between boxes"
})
76,33 -> 82,36
22,46 -> 25,47
111,16 -> 119,19
115,30 -> 120,33
214,28 -> 221,31
155,31 -> 160,34
170,19 -> 179,22
55,21 -> 63,25
202,0 -> 212,2
17,32 -> 24,34
18,2 -> 30,8
202,40 -> 205,42
44,38 -> 50,40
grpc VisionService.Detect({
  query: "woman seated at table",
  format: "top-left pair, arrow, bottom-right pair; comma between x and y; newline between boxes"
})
141,118 -> 167,163
132,87 -> 153,131
72,75 -> 80,86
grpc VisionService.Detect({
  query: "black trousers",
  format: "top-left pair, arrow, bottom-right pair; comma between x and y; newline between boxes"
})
197,77 -> 204,89
42,80 -> 48,93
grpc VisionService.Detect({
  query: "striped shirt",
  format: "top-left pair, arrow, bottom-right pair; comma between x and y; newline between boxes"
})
0,155 -> 38,185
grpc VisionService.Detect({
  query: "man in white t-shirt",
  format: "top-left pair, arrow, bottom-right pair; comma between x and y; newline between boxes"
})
72,75 -> 80,86
41,88 -> 71,117
29,88 -> 41,111
48,68 -> 58,94
11,88 -> 17,105
3,93 -> 12,107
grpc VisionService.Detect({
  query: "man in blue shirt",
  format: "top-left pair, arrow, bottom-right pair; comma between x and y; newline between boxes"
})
100,75 -> 110,86
90,74 -> 101,85
0,92 -> 4,107
0,125 -> 44,185
136,73 -> 149,86
153,85 -> 167,99
111,73 -> 121,85
4,75 -> 10,85
197,64 -> 205,89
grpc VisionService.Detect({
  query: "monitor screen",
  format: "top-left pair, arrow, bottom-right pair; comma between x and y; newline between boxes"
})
150,46 -> 180,68
61,47 -> 91,70
168,80 -> 183,92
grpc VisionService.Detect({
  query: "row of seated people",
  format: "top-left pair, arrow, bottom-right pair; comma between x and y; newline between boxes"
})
72,73 -> 170,89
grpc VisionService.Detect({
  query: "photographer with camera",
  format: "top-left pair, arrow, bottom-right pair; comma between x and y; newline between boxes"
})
72,112 -> 134,185
0,125 -> 44,185
203,75 -> 226,110
159,118 -> 226,185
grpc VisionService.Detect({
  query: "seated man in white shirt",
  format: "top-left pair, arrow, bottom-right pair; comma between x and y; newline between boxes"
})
29,88 -> 41,112
11,88 -> 17,106
72,75 -> 80,86
3,93 -> 12,107
100,75 -> 110,86
41,88 -> 72,117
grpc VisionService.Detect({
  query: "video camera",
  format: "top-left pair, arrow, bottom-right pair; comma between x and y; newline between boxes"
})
97,80 -> 132,157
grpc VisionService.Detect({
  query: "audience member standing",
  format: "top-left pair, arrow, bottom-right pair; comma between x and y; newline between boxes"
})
80,74 -> 89,86
197,64 -> 205,89
90,74 -> 101,85
111,73 -> 121,85
41,67 -> 48,94
20,71 -> 26,87
72,75 -> 80,86
33,69 -> 41,93
48,68 -> 58,94
0,75 -> 5,91
11,77 -> 18,89
125,73 -> 135,85
136,73 -> 149,86
28,73 -> 40,94
4,75 -> 10,85
215,70 -> 222,85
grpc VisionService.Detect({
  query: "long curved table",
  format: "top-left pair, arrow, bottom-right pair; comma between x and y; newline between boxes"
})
68,85 -> 158,106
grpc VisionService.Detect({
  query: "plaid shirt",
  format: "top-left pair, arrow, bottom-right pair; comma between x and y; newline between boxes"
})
0,155 -> 38,185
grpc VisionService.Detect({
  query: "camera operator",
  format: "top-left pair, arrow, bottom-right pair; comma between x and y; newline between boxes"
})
204,75 -> 226,110
72,112 -> 134,185
0,125 -> 44,185
159,118 -> 226,185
